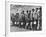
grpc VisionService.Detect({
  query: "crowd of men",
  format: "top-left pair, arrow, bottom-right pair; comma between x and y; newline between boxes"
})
11,7 -> 42,30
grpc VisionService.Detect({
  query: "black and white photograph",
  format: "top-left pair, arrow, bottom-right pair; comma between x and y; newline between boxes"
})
10,4 -> 42,32
0,0 -> 46,37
